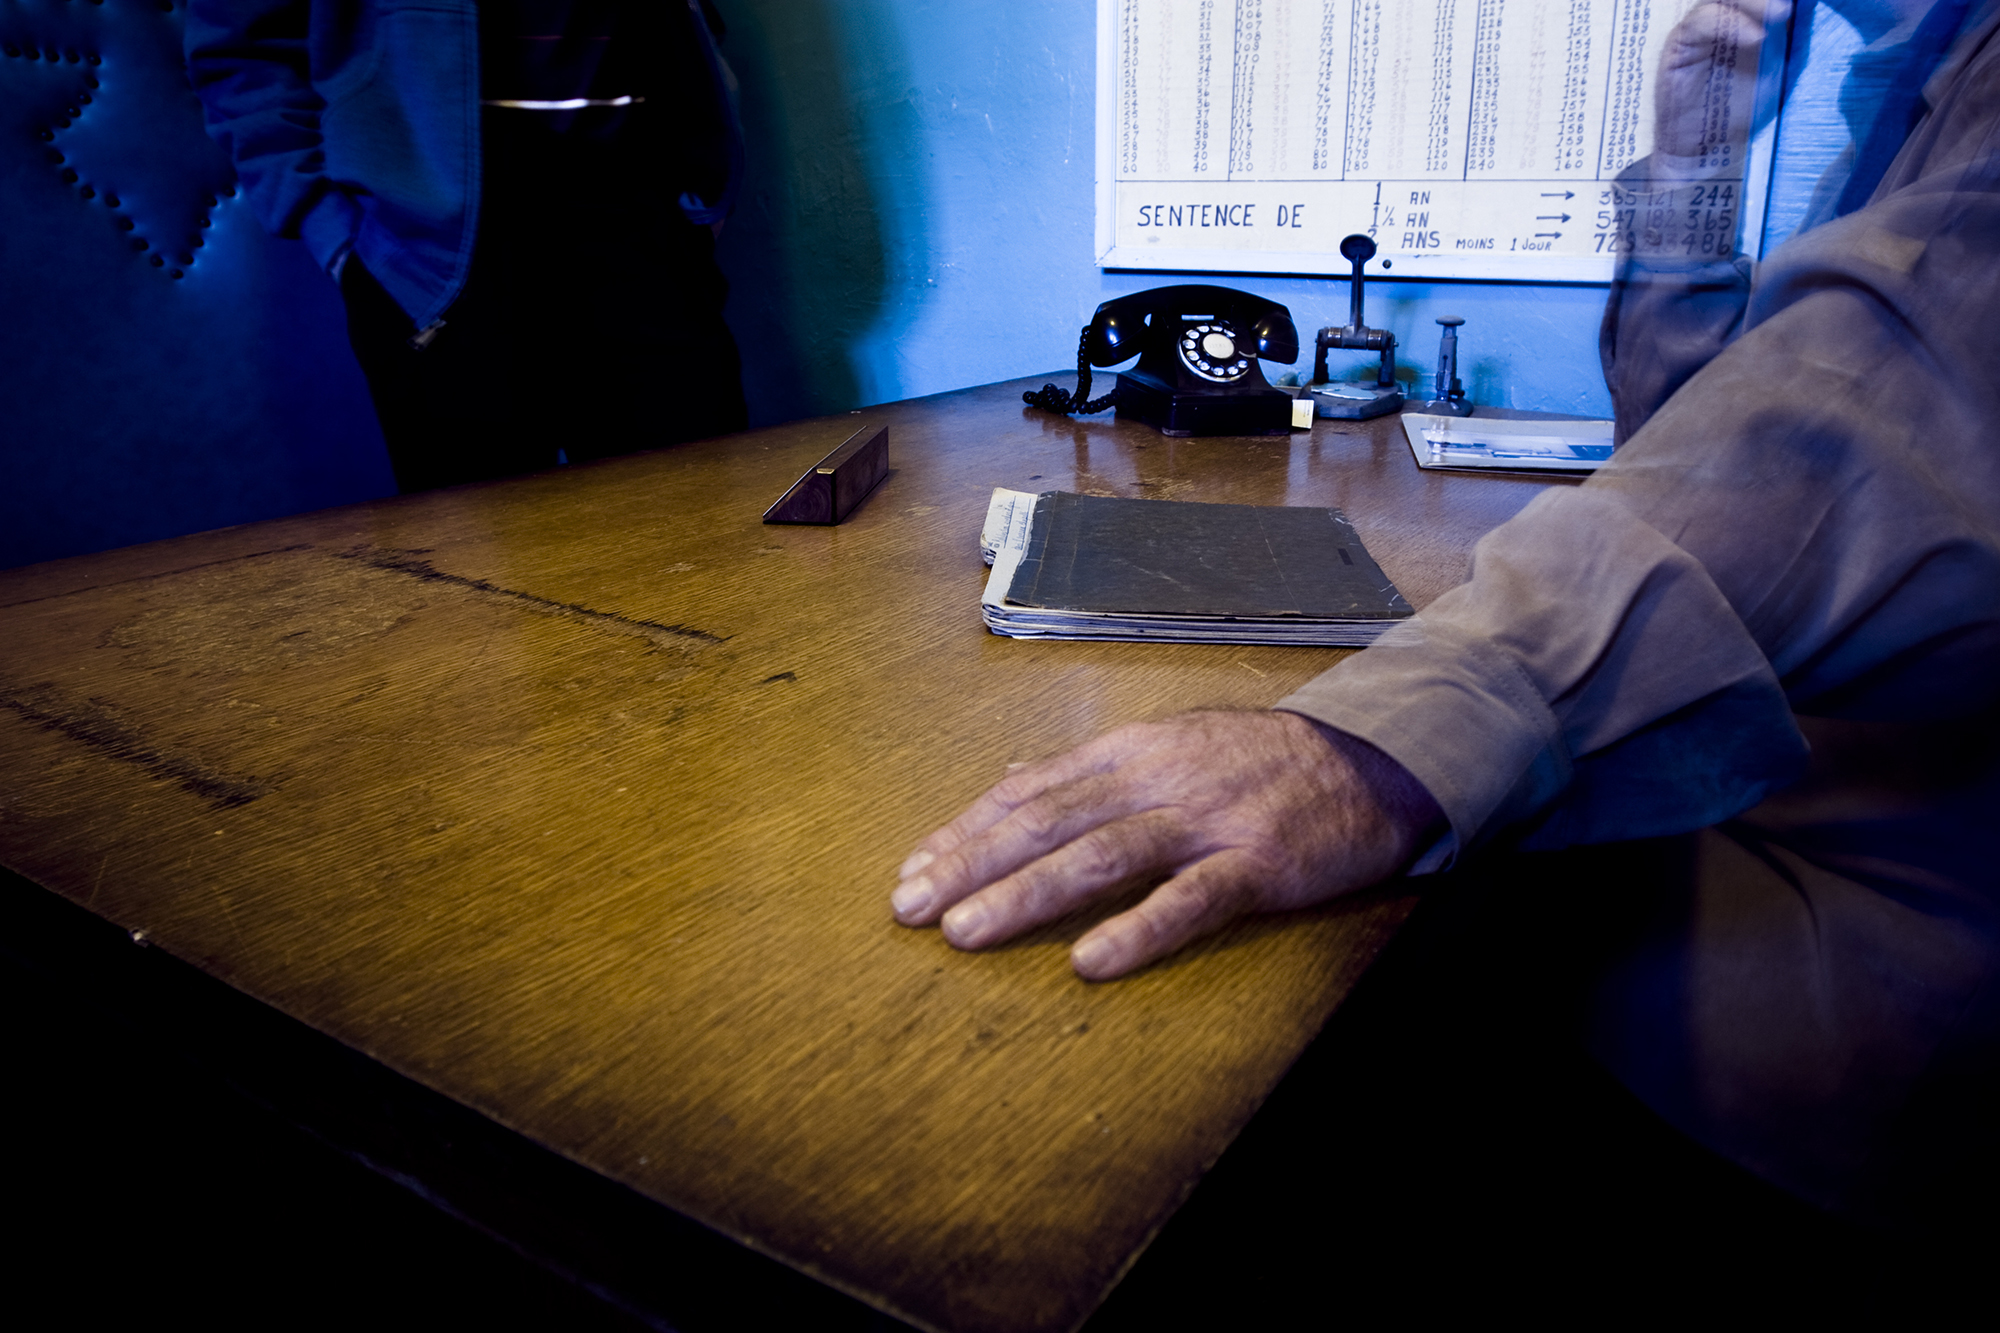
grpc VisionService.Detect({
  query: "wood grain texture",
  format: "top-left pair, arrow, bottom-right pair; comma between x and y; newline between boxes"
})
0,380 -> 1565,1333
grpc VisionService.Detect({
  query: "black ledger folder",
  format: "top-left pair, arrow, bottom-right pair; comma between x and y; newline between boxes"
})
981,491 -> 1412,646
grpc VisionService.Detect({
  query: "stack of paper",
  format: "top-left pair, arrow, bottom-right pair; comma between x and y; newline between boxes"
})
1400,413 -> 1615,473
978,489 -> 1413,646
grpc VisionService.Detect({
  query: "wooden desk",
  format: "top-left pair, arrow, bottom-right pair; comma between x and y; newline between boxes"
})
0,378 -> 1564,1333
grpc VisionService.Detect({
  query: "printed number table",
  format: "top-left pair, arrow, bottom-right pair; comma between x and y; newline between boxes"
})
0,377 -> 1569,1333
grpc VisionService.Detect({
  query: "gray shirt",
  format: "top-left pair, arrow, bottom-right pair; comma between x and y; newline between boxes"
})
1277,10 -> 2000,872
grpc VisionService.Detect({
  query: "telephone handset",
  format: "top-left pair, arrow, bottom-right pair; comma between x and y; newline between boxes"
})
1025,285 -> 1300,437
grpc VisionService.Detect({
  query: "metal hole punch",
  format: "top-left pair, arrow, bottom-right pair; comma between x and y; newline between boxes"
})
1412,316 -> 1474,417
1302,234 -> 1404,421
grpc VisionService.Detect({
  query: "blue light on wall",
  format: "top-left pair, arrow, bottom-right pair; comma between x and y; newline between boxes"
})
715,0 -> 1613,425
713,0 -> 1871,427
2,0 -> 1876,568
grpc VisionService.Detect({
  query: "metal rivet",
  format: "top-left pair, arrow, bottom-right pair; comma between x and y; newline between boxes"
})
132,238 -> 148,251
80,186 -> 95,198
105,194 -> 120,207
116,217 -> 134,230
78,93 -> 91,104
65,49 -> 80,62
46,149 -> 63,163
221,185 -> 237,197
61,168 -> 78,183
2,45 -> 19,58
38,129 -> 53,141
149,254 -> 164,266
54,116 -> 70,128
170,269 -> 184,279
191,235 -> 204,247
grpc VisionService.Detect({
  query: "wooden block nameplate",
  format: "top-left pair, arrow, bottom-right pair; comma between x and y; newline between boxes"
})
763,425 -> 889,525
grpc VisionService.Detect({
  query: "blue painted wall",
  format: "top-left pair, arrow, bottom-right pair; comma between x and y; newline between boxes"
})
711,0 -> 1870,424
5,0 -> 1865,567
716,0 -> 1621,424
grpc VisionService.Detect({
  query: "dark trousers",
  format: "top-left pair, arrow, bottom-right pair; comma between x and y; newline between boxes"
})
1091,851 -> 1993,1325
341,109 -> 747,494
1089,711 -> 1999,1325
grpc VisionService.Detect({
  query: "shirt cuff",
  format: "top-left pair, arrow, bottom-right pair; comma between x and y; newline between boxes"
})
1274,617 -> 1572,874
295,188 -> 364,280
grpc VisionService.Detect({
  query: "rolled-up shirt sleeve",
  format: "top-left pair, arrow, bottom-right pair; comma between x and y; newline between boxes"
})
185,0 -> 363,276
1279,485 -> 1807,869
1278,28 -> 2000,869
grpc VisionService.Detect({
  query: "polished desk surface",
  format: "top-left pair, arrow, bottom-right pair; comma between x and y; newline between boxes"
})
0,378 -> 1565,1333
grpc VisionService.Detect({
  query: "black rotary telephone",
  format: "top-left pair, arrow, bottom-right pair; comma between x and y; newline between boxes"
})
1025,285 -> 1299,437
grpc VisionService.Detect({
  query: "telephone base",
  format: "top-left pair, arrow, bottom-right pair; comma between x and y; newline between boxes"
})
1114,372 -> 1294,437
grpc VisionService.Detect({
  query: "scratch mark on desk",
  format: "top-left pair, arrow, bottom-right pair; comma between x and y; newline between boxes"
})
334,548 -> 727,648
0,545 -> 316,610
325,737 -> 545,750
0,686 -> 271,808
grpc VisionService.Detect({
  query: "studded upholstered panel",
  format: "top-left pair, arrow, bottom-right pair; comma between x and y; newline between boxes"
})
1,0 -> 392,569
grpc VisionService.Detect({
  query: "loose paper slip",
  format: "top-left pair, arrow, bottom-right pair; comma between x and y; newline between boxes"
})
1400,413 -> 1616,474
978,489 -> 1413,647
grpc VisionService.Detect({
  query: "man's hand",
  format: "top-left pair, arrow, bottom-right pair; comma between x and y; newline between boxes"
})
889,711 -> 1444,981
1654,1 -> 1789,162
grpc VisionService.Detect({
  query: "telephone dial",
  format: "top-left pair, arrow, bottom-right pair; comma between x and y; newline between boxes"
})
1025,285 -> 1299,437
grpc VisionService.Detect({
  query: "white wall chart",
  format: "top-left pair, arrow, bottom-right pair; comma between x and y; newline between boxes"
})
1096,0 -> 1791,281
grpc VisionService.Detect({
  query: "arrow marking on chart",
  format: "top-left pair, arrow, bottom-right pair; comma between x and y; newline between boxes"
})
1537,213 -> 1572,222
1541,191 -> 1575,199
1535,232 -> 1562,238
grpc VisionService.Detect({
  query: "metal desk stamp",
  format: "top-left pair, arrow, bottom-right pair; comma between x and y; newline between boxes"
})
1302,234 -> 1405,421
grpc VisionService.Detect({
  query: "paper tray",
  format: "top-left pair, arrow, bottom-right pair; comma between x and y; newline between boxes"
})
1400,413 -> 1616,474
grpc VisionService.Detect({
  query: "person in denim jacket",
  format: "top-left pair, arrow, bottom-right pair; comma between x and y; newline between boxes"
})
187,0 -> 747,490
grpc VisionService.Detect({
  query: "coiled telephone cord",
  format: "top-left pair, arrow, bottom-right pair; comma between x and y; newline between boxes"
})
1023,326 -> 1119,415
